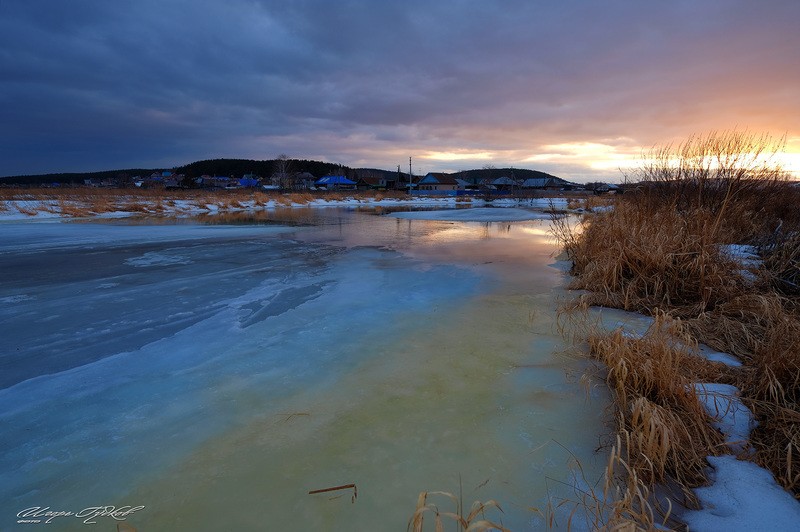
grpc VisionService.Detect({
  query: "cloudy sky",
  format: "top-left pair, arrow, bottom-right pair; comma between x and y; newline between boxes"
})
2,0 -> 799,181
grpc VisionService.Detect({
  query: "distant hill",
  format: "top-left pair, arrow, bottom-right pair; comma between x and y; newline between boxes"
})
175,158 -> 351,178
0,158 -> 354,185
449,167 -> 567,183
0,160 -> 570,186
0,169 -> 158,186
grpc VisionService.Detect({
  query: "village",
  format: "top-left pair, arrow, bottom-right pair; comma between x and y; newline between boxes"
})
80,168 -> 618,196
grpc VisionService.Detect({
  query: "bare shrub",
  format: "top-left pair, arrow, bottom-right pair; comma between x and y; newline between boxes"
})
627,131 -> 791,238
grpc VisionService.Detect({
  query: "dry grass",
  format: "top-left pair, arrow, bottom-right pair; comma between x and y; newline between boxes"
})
57,199 -> 90,217
15,203 -> 39,216
588,316 -> 727,490
0,187 -> 419,217
553,203 -> 746,317
553,131 -> 800,528
409,490 -> 510,532
566,196 -> 613,212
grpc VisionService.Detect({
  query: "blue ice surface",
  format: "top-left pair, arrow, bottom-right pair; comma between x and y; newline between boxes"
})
0,218 -> 483,518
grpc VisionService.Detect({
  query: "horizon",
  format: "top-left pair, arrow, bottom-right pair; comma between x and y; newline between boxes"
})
2,1 -> 799,182
0,158 -> 608,184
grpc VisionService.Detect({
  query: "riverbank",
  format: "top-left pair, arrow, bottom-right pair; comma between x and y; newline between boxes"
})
553,132 -> 800,530
0,188 -> 595,222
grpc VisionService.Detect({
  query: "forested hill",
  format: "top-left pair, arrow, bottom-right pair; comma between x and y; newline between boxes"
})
451,168 -> 562,182
0,158 -> 353,185
0,159 -> 567,185
175,158 -> 351,178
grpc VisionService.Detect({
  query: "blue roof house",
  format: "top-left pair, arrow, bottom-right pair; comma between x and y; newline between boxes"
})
314,175 -> 357,189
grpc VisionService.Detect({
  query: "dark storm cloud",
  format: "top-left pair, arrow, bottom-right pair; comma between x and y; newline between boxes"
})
1,0 -> 799,177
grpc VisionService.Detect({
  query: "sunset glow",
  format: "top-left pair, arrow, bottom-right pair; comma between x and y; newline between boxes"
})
420,151 -> 497,162
1,1 -> 798,183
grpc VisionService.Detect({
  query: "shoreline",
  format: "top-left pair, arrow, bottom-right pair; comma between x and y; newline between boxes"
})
554,173 -> 800,530
0,189 -> 585,223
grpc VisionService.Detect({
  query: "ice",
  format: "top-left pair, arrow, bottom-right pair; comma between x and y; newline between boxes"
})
124,251 -> 193,267
587,306 -> 655,339
388,206 -> 551,222
1,210 -> 608,530
693,383 -> 757,453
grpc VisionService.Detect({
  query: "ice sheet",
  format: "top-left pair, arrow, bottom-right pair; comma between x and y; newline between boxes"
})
1,211 -> 607,530
388,206 -> 551,222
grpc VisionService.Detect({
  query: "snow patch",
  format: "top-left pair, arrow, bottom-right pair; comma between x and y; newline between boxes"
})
697,344 -> 742,367
719,244 -> 761,282
681,455 -> 800,531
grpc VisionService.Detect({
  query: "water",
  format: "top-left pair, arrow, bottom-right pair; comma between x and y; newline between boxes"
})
0,207 -> 609,530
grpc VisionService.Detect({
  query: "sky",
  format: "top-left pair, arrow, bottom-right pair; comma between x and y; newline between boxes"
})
1,0 -> 799,182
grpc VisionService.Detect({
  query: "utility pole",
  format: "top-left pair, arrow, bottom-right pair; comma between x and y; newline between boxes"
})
409,157 -> 413,185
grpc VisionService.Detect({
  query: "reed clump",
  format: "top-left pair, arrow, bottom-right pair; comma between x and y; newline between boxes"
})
588,315 -> 727,491
554,131 -> 800,527
408,490 -> 509,532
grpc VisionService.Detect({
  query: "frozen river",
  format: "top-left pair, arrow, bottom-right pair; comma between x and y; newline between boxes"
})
1,206 -> 608,530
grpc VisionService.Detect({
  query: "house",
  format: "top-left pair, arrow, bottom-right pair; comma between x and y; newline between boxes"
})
238,174 -> 260,188
522,177 -> 552,189
314,175 -> 357,190
455,178 -> 473,190
491,176 -> 519,191
356,176 -> 387,190
417,173 -> 459,191
295,172 -> 316,190
521,176 -> 581,191
202,176 -> 237,189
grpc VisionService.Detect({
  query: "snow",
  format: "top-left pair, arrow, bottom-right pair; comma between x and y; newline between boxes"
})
588,306 -> 742,367
719,244 -> 762,282
587,305 -> 800,529
697,344 -> 742,367
0,195 -> 577,223
693,383 -> 757,453
681,455 -> 800,531
720,244 -> 760,266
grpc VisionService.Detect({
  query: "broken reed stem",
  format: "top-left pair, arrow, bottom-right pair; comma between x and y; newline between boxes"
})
308,483 -> 357,496
309,483 -> 358,504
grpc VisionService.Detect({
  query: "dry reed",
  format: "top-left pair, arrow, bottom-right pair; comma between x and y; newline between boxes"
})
553,131 -> 800,528
408,490 -> 510,532
588,315 -> 727,491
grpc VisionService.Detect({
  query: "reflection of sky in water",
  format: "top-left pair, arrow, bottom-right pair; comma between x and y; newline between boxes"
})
0,210 -> 607,531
